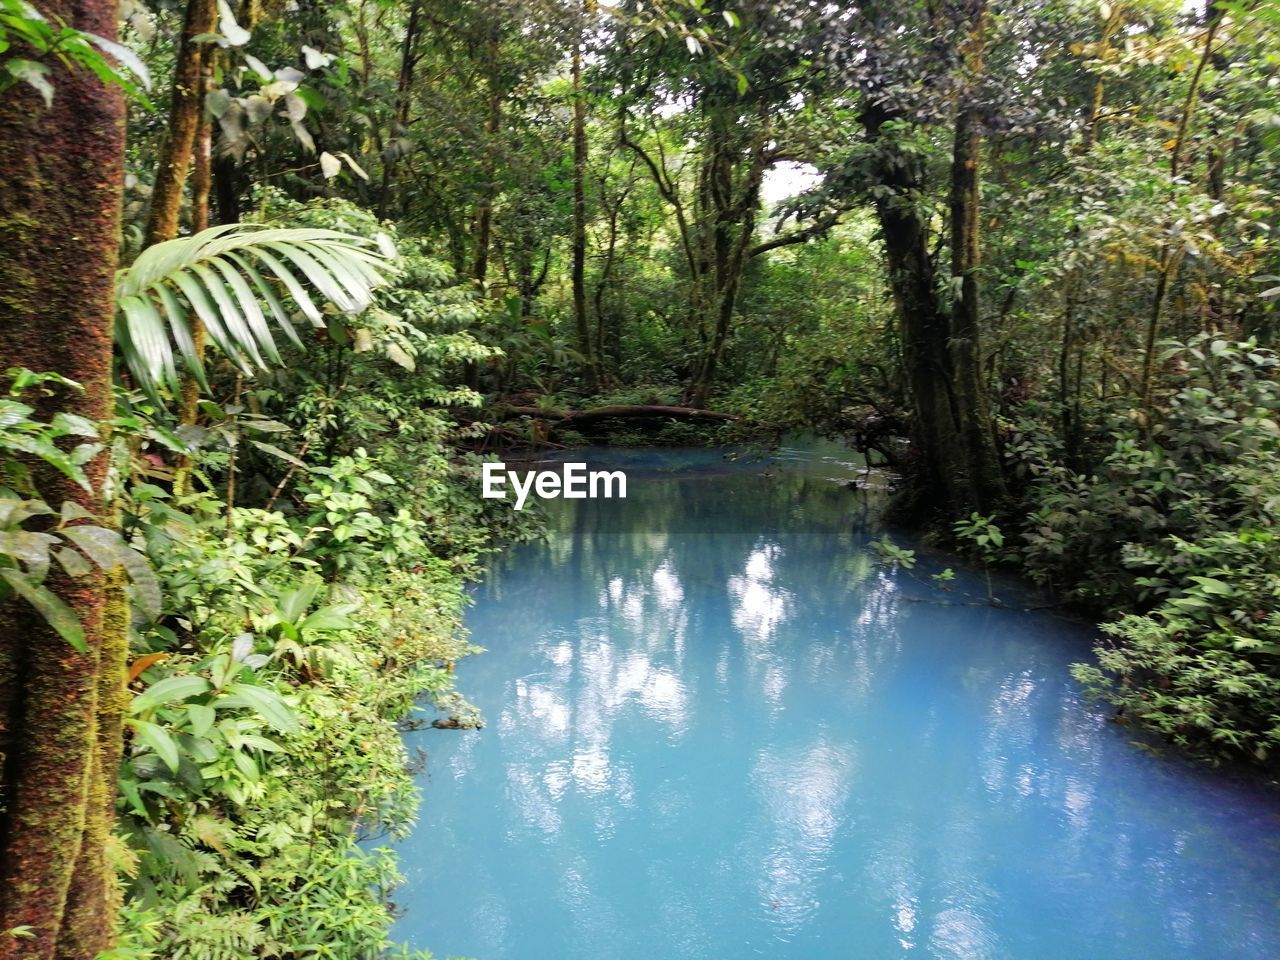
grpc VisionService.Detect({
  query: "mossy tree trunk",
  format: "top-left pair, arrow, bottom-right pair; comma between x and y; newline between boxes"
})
571,0 -> 601,390
860,2 -> 1005,518
0,1 -> 128,956
863,98 -> 971,513
945,0 -> 1005,513
144,0 -> 217,246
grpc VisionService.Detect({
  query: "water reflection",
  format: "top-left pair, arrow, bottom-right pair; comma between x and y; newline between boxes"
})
749,739 -> 855,931
395,444 -> 1280,960
728,543 -> 792,645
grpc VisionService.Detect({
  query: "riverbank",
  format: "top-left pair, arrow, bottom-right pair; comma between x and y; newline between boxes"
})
108,444 -> 538,957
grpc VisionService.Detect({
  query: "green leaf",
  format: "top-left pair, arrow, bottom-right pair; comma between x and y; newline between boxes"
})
250,440 -> 307,468
223,251 -> 302,348
4,435 -> 90,489
114,224 -> 395,394
119,294 -> 177,389
209,255 -> 281,363
293,84 -> 326,111
221,683 -> 299,734
0,529 -> 59,569
298,604 -> 357,633
6,59 -> 53,107
50,412 -> 99,438
53,546 -> 92,577
278,578 -> 322,622
1188,577 -> 1235,597
231,748 -> 260,781
0,568 -> 86,651
187,703 -> 216,737
205,87 -> 232,116
190,261 -> 265,367
60,525 -> 162,618
129,718 -> 180,772
154,284 -> 209,390
131,675 -> 211,713
168,269 -> 245,370
238,733 -> 283,752
84,31 -> 151,88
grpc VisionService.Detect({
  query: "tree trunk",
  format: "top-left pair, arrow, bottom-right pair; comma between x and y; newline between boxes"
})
592,159 -> 632,377
683,107 -> 765,408
863,103 -> 959,510
0,0 -> 127,954
172,43 -> 216,495
144,0 -> 217,246
858,3 -> 1005,518
377,0 -> 422,221
1140,7 -> 1221,418
1060,7 -> 1119,464
191,45 -> 215,235
946,1 -> 1005,512
571,2 -> 600,389
862,92 -> 1001,516
470,35 -> 502,293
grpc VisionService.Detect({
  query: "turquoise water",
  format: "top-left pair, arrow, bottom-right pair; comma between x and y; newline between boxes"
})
393,445 -> 1280,959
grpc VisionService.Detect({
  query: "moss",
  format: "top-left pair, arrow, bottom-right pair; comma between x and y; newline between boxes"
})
143,0 -> 217,247
0,0 -> 127,952
0,608 -> 99,956
57,570 -> 129,957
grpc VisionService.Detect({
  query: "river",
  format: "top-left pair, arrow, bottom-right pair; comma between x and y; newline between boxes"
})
392,443 -> 1280,959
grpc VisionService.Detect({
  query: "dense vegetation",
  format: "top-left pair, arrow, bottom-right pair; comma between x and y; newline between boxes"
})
2,0 -> 1280,957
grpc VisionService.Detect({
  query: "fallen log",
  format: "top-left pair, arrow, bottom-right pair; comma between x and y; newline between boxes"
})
552,404 -> 738,431
489,402 -> 738,435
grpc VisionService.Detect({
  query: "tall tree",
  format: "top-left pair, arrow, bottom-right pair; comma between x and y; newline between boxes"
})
377,0 -> 424,220
144,0 -> 217,245
571,0 -> 600,387
0,0 -> 128,955
615,0 -> 841,407
844,0 -> 1006,514
945,0 -> 1006,509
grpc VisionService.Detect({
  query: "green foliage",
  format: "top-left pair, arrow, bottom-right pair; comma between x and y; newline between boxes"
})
870,535 -> 916,570
1,368 -> 101,491
114,416 -> 493,959
1,166 -> 523,953
75,192 -> 536,958
1016,338 -> 1280,608
1073,610 -> 1280,763
723,228 -> 897,433
1008,338 -> 1280,762
0,370 -> 158,650
954,513 -> 1006,565
115,224 -> 397,397
0,0 -> 150,106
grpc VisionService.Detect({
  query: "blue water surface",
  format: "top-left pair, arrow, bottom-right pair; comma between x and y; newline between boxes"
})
393,444 -> 1280,960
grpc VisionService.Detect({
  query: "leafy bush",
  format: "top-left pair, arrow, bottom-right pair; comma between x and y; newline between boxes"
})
15,194 -> 542,958
1011,337 -> 1280,764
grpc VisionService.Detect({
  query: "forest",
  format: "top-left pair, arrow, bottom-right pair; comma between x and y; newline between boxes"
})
1,0 -> 1279,957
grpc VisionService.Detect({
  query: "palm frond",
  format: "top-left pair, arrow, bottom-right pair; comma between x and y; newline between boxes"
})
115,225 -> 396,395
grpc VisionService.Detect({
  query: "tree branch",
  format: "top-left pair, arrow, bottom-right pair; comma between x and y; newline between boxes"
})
748,211 -> 844,258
